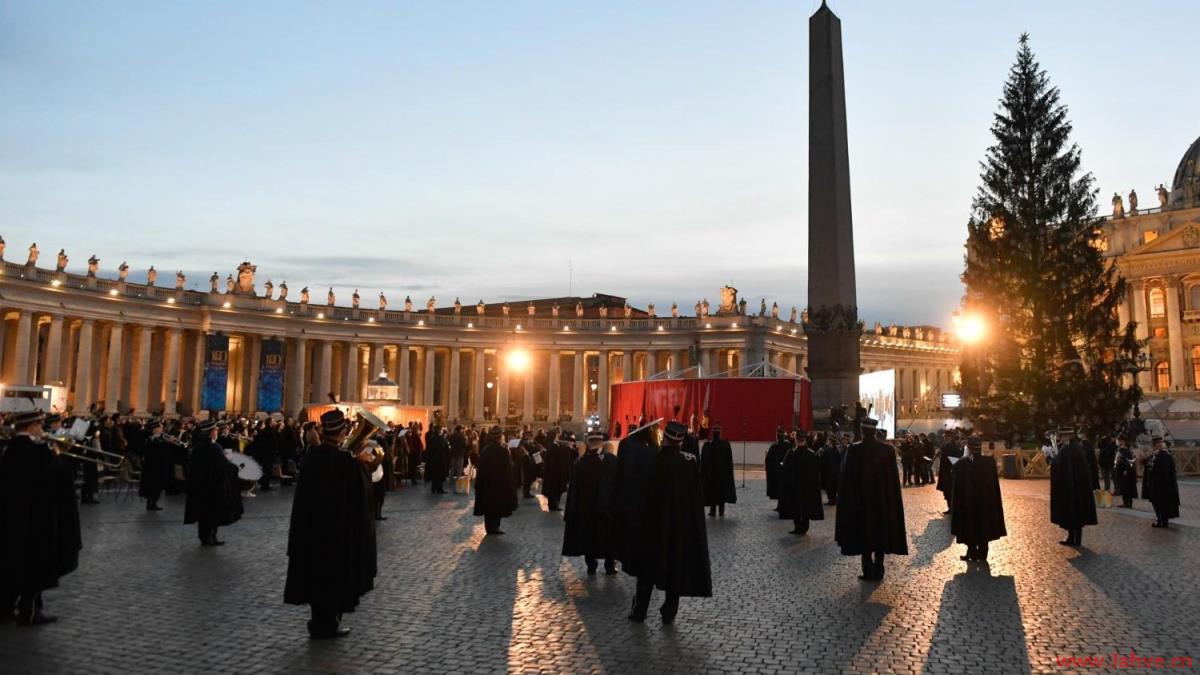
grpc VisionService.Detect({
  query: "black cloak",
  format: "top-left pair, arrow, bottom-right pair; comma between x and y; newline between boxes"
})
764,440 -> 792,500
284,443 -> 376,612
473,441 -> 517,518
699,438 -> 737,506
834,438 -> 908,556
139,435 -> 173,498
541,441 -> 573,498
936,442 -> 963,497
183,439 -> 243,527
638,445 -> 712,598
778,446 -> 824,522
949,454 -> 1006,545
0,436 -> 81,594
562,450 -> 610,558
817,442 -> 841,497
1049,442 -> 1098,530
613,435 -> 658,577
1145,450 -> 1180,520
425,431 -> 450,485
1113,448 -> 1138,500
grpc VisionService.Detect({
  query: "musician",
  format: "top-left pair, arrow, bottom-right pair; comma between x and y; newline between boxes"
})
562,432 -> 616,575
949,436 -> 1006,562
424,422 -> 450,495
140,419 -> 172,511
284,409 -> 378,639
0,410 -> 82,625
183,419 -> 243,546
372,428 -> 395,521
699,422 -> 736,517
1144,435 -> 1180,529
541,429 -> 573,511
473,426 -> 517,535
764,428 -> 791,510
1113,438 -> 1139,508
778,431 -> 823,536
835,418 -> 907,581
1049,427 -> 1097,546
80,417 -> 104,504
935,431 -> 963,514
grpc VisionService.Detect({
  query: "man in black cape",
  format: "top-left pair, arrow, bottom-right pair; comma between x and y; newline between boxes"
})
763,428 -> 791,509
1096,434 -> 1117,493
562,432 -> 616,575
935,431 -> 963,514
183,419 -> 243,546
474,426 -> 517,535
1112,438 -> 1138,508
699,422 -> 736,517
777,432 -> 824,535
819,433 -> 843,505
1144,436 -> 1180,529
0,411 -> 82,626
541,430 -> 573,512
949,436 -> 1006,562
425,424 -> 450,495
284,410 -> 378,639
613,419 -> 659,582
139,419 -> 172,511
835,418 -> 907,581
1048,428 -> 1097,547
627,421 -> 711,625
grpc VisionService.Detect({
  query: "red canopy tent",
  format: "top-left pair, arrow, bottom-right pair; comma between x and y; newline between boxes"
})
608,377 -> 812,442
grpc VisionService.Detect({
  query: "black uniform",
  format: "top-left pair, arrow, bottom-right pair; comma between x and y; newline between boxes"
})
183,437 -> 243,546
562,449 -> 616,574
613,433 -> 658,578
1113,446 -> 1139,508
284,442 -> 377,638
139,433 -> 173,510
1049,439 -> 1098,546
473,438 -> 517,534
835,431 -> 907,580
764,435 -> 792,507
541,440 -> 573,511
1145,449 -> 1180,528
818,441 -> 842,505
949,452 -> 1006,561
699,434 -> 736,517
935,441 -> 963,511
424,429 -> 450,494
0,434 -> 82,624
1096,437 -> 1117,492
777,442 -> 824,535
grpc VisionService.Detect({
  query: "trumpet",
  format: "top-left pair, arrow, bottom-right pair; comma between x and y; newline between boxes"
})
43,433 -> 126,469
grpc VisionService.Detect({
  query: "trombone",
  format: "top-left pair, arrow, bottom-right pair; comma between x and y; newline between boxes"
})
44,432 -> 126,470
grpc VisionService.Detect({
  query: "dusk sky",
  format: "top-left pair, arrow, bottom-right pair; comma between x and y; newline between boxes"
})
2,1 -> 1197,326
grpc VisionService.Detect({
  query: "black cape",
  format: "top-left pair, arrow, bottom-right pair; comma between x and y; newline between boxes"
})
284,443 -> 376,611
541,442 -> 573,497
936,442 -> 962,497
612,436 -> 658,577
183,439 -> 244,526
425,431 -> 450,485
949,454 -> 1006,545
562,450 -> 611,558
764,440 -> 791,500
139,435 -> 173,498
699,438 -> 737,506
818,443 -> 841,498
1145,450 -> 1180,519
1113,449 -> 1138,500
835,438 -> 908,556
473,441 -> 517,518
0,436 -> 81,593
778,445 -> 824,521
637,445 -> 712,597
1049,442 -> 1098,529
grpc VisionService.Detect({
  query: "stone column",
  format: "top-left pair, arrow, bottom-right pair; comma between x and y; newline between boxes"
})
12,310 -> 33,384
342,342 -> 360,402
573,351 -> 586,417
314,340 -> 333,403
372,345 -> 387,379
621,350 -> 634,383
163,328 -> 182,416
497,349 -> 509,419
133,325 -> 153,415
423,346 -> 437,407
397,345 -> 410,404
472,349 -> 486,421
597,349 -> 610,423
73,319 -> 96,412
42,314 -> 65,384
548,351 -> 561,420
523,354 -> 535,422
188,331 -> 205,413
104,322 -> 124,413
646,350 -> 659,379
1117,296 -> 1131,331
448,347 -> 461,420
1166,278 -> 1187,390
1132,281 -> 1152,391
244,335 -> 262,413
285,336 -> 307,415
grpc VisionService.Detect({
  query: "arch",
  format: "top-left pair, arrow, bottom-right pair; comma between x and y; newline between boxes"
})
1149,287 -> 1166,317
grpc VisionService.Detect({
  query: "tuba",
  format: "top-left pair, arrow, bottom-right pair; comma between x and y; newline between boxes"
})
343,407 -> 387,473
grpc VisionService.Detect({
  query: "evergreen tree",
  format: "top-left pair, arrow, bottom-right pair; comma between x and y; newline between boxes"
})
959,34 -> 1139,438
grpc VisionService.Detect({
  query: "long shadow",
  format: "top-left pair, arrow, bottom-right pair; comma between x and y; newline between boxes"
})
922,569 -> 1030,675
910,513 -> 953,568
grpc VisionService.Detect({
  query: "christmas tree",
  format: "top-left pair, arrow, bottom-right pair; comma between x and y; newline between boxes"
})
959,34 -> 1139,438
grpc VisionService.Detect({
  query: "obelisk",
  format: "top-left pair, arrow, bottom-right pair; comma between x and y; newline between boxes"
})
805,0 -> 861,413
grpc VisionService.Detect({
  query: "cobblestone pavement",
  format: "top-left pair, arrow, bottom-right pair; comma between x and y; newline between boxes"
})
1,475 -> 1196,674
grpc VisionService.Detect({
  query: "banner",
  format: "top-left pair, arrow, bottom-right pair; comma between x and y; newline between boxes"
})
608,377 -> 809,442
257,339 -> 285,413
201,334 -> 230,411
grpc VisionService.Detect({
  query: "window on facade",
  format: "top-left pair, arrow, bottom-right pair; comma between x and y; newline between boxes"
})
1155,361 -> 1170,390
1154,326 -> 1167,338
1144,230 -> 1158,244
1190,286 -> 1200,310
1149,288 -> 1166,317
1193,347 -> 1200,390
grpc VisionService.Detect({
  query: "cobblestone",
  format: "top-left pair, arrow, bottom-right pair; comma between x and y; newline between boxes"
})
0,476 -> 1196,674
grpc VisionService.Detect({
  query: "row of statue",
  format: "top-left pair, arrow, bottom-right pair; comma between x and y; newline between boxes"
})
1112,185 -> 1170,218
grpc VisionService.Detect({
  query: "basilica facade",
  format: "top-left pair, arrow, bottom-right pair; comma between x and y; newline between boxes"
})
0,247 -> 958,428
1102,135 -> 1200,394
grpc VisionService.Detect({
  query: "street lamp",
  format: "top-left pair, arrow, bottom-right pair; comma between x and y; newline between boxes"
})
953,312 -> 986,345
506,349 -> 531,372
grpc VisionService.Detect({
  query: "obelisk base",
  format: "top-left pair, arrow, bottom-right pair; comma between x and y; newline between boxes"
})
805,329 -> 861,413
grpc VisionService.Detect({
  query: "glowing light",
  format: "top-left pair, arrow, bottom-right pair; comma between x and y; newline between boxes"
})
657,325 -> 665,331
367,317 -> 375,323
731,323 -> 738,329
222,301 -> 232,308
275,308 -> 284,314
515,324 -> 522,331
417,320 -> 425,326
50,279 -> 62,287
109,289 -> 119,296
317,312 -> 325,319
610,326 -> 617,331
705,323 -> 712,329
954,313 -> 986,345
166,297 -> 176,304
506,349 -> 531,372
467,322 -> 474,328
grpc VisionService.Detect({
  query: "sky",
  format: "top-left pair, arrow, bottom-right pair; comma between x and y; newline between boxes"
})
2,1 -> 1197,326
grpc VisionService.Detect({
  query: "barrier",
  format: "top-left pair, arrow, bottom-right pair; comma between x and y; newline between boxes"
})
987,447 -> 1200,478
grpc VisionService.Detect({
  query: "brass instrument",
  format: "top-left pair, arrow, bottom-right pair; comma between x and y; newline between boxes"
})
44,432 -> 126,470
343,407 -> 387,473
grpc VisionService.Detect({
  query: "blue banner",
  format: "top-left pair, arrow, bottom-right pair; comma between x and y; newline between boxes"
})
257,339 -> 285,413
201,333 -> 230,411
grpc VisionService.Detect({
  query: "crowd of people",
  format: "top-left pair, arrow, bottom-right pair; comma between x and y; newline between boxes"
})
0,404 -> 1186,635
